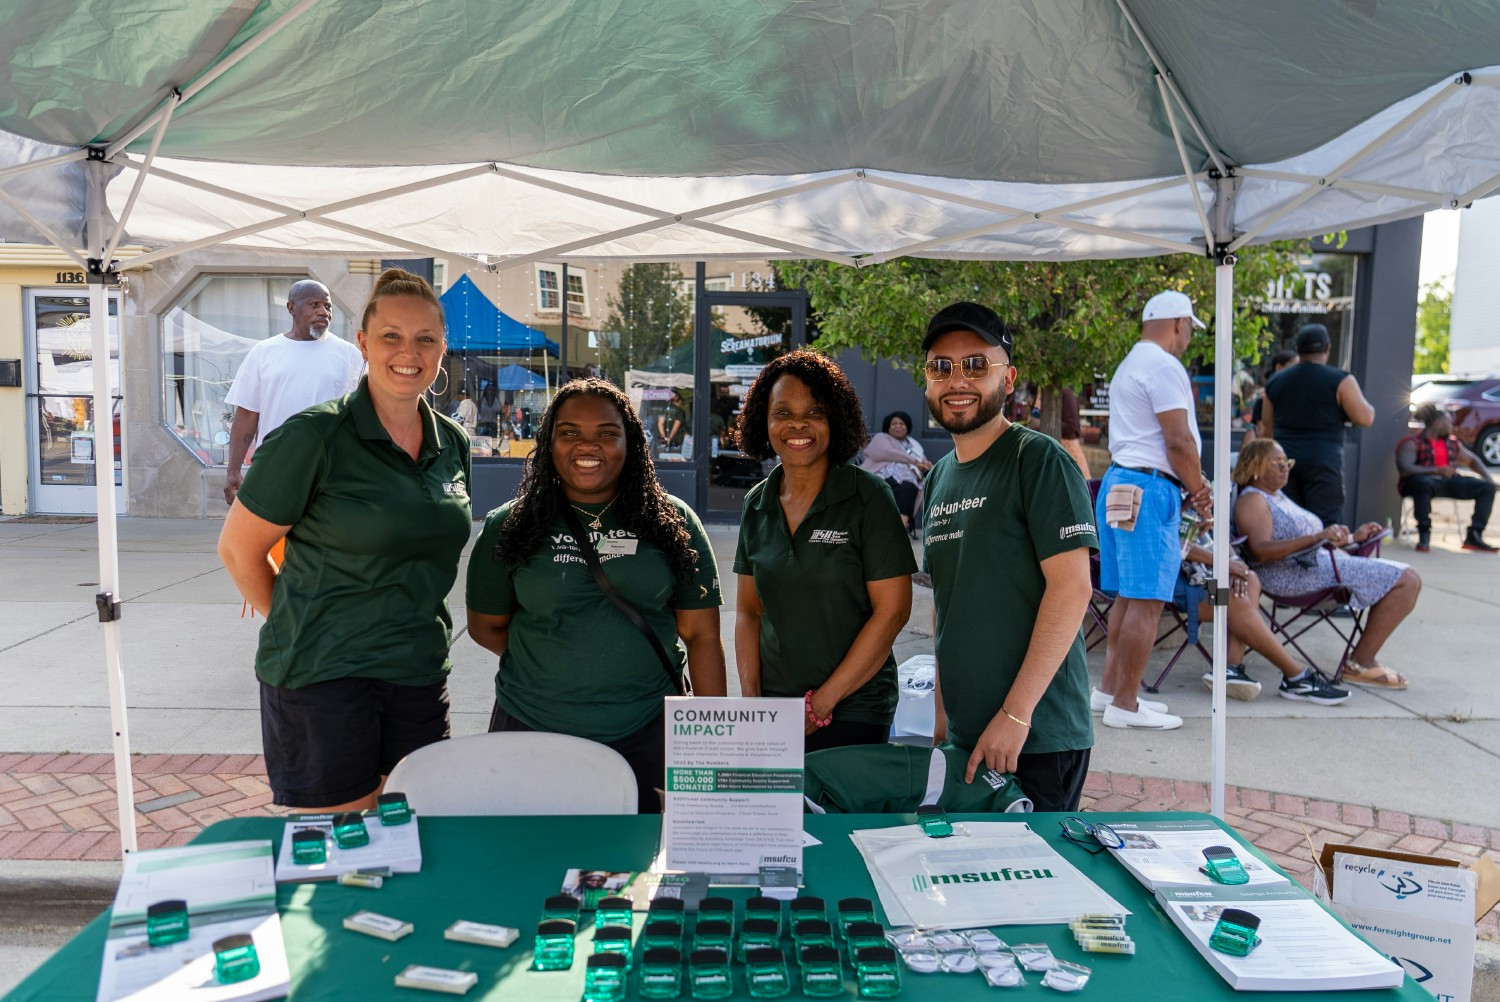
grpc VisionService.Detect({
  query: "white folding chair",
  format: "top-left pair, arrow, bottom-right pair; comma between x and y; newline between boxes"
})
385,732 -> 638,816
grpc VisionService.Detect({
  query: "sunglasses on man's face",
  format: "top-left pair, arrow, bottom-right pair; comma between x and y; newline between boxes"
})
923,355 -> 1008,382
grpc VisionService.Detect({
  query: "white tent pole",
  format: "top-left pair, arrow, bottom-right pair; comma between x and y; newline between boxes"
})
0,149 -> 88,183
1229,76 -> 1469,251
1114,0 -> 1228,176
1157,75 -> 1215,248
84,165 -> 137,856
1458,169 -> 1500,205
1235,167 -> 1448,206
1210,256 -> 1234,818
0,187 -> 91,270
103,0 -> 324,158
103,93 -> 179,265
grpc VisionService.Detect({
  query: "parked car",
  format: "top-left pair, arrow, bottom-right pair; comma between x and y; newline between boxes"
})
1409,374 -> 1500,467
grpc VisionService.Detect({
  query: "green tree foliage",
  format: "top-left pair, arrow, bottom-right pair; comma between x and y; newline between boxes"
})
1414,280 -> 1451,375
776,244 -> 1307,436
599,263 -> 692,386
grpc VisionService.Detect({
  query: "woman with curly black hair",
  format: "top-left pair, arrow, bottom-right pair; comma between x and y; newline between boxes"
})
732,350 -> 916,751
466,378 -> 726,812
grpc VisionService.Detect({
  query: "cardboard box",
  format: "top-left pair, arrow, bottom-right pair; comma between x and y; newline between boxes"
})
1315,844 -> 1500,1002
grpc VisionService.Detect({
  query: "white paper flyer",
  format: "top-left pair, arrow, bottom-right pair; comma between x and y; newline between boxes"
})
272,812 -> 422,882
96,840 -> 290,1002
662,696 -> 804,875
1105,818 -> 1291,891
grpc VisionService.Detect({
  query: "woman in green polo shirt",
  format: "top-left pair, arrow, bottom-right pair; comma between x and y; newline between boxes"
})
733,350 -> 916,751
466,379 -> 727,814
218,269 -> 472,811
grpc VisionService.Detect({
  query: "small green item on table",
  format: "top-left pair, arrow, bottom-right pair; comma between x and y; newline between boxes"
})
212,933 -> 259,984
639,946 -> 684,1000
789,895 -> 826,923
688,947 -> 733,1000
745,947 -> 791,998
799,946 -> 845,998
697,896 -> 734,934
792,918 -> 834,953
543,894 -> 582,925
533,919 -> 576,971
843,921 -> 886,960
584,953 -> 628,1002
593,925 -> 634,969
375,791 -> 411,826
595,895 -> 634,930
649,897 -> 686,919
1208,908 -> 1261,957
915,804 -> 953,839
745,896 -> 782,937
290,827 -> 327,865
855,946 -> 902,998
737,918 -> 780,962
694,918 -> 732,953
836,897 -> 876,937
644,919 -> 684,951
145,899 -> 189,948
1201,845 -> 1250,885
331,812 -> 369,850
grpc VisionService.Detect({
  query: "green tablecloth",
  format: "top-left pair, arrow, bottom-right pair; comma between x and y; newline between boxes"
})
6,812 -> 1424,1001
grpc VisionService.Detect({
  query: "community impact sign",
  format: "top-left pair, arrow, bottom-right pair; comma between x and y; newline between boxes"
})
663,697 -> 803,875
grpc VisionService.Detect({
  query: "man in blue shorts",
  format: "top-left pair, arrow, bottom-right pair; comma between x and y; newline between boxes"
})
1094,291 -> 1213,730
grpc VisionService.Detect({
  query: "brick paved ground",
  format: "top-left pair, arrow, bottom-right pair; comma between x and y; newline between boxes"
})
1,753 -> 1495,939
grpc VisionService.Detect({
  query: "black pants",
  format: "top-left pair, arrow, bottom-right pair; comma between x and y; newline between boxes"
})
489,703 -> 665,814
1012,747 -> 1092,813
805,719 -> 890,754
1282,461 -> 1345,526
884,478 -> 921,524
1402,474 -> 1495,533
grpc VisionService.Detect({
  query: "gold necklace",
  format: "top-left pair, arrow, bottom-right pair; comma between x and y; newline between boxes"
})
570,495 -> 617,532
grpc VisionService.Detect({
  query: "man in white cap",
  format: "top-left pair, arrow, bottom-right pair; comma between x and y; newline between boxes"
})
1092,290 -> 1213,730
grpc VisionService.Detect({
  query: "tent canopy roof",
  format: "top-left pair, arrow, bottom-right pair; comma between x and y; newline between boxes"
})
439,274 -> 559,355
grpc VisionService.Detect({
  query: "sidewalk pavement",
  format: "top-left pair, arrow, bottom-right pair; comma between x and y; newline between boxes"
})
1,509 -> 1497,919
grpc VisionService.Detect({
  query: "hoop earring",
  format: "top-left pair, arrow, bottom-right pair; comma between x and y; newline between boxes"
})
429,367 -> 449,396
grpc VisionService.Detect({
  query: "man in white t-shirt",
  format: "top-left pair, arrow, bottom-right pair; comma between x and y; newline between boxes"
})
222,280 -> 364,505
1092,290 -> 1213,731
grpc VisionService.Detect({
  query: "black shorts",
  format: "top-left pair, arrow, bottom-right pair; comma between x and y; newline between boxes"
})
260,677 -> 451,808
1012,747 -> 1092,813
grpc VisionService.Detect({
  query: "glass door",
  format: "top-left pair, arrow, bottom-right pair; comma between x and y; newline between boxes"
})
25,290 -> 124,514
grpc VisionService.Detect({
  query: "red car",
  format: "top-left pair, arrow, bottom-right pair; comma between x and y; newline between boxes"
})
1410,375 -> 1500,467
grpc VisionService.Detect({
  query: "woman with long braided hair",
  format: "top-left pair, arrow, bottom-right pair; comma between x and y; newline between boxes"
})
466,379 -> 726,812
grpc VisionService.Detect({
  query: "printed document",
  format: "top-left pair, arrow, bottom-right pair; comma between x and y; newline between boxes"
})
1105,818 -> 1290,890
272,812 -> 422,882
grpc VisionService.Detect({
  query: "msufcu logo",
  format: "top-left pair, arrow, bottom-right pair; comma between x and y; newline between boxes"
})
1376,868 -> 1424,900
912,868 -> 1056,892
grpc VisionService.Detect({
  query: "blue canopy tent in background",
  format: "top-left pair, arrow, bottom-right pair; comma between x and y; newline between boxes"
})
492,363 -> 546,391
439,274 -> 560,355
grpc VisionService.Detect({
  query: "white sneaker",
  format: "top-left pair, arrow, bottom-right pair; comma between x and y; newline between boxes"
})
1090,687 -> 1168,715
1102,701 -> 1184,730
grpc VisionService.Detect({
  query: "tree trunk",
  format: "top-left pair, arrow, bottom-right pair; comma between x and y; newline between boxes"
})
1037,384 -> 1064,440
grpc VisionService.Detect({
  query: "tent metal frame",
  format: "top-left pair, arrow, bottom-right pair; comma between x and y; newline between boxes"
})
0,0 -> 1485,854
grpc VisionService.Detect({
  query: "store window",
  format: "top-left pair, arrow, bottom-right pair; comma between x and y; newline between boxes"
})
161,274 -> 353,464
536,264 -> 588,316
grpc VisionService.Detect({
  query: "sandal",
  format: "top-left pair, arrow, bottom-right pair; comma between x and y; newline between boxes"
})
1341,661 -> 1409,690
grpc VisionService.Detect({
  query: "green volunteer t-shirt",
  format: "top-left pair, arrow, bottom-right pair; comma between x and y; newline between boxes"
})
733,464 -> 917,725
466,495 -> 721,743
237,379 -> 473,689
921,424 -> 1098,755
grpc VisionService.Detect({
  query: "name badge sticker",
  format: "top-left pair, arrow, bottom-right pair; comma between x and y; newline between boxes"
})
597,537 -> 639,556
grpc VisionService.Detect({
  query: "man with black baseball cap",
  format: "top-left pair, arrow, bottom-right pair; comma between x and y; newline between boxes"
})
1261,322 -> 1374,525
919,301 -> 1098,812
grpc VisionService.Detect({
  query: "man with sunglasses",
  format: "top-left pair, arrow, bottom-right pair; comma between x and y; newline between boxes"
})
920,302 -> 1098,813
1093,290 -> 1213,731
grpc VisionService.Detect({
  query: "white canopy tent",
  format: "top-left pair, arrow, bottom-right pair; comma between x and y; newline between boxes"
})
3,0 -> 1499,856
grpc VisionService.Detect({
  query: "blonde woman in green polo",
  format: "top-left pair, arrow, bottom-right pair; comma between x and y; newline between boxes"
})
219,269 -> 472,813
733,351 -> 916,751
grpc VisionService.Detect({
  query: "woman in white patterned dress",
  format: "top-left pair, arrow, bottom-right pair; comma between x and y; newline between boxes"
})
1233,438 -> 1420,690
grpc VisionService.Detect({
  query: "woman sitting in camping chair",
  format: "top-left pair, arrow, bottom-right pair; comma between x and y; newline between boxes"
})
1232,439 -> 1421,690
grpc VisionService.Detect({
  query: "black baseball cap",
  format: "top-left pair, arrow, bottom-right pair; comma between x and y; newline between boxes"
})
1295,323 -> 1331,354
922,302 -> 1014,358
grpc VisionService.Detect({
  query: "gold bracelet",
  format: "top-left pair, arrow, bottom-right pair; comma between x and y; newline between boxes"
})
1003,709 -> 1031,729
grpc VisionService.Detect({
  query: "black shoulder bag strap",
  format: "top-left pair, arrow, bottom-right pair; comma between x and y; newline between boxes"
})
559,505 -> 689,696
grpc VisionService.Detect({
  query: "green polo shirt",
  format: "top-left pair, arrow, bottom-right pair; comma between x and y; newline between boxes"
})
237,379 -> 473,690
921,425 -> 1097,755
732,464 -> 917,725
466,496 -> 721,743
